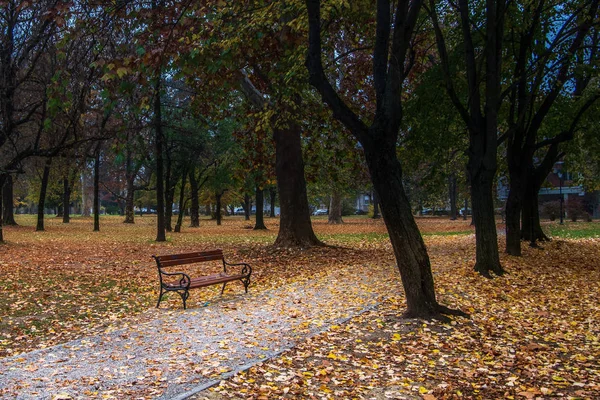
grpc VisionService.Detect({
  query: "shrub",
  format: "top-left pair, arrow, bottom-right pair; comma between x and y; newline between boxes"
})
567,198 -> 587,222
541,201 -> 561,221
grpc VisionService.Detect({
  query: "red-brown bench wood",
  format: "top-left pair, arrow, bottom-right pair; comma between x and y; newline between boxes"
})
153,249 -> 252,309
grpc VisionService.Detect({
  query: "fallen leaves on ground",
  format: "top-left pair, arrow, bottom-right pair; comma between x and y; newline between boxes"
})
1,216 -> 599,400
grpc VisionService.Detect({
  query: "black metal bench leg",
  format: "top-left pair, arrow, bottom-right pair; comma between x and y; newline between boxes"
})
156,288 -> 164,308
221,282 -> 227,295
179,290 -> 190,309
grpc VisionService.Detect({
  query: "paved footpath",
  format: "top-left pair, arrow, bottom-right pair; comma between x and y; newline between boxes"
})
0,265 -> 399,399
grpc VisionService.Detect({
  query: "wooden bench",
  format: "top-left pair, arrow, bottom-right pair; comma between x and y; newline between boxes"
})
153,249 -> 252,309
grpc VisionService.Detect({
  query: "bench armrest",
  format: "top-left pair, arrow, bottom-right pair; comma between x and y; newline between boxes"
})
223,261 -> 252,276
159,270 -> 192,289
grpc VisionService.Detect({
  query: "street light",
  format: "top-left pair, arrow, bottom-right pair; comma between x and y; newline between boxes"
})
558,171 -> 564,225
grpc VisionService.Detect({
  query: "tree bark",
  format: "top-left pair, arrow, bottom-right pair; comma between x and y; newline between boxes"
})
154,76 -> 166,242
164,158 -> 174,232
37,159 -> 52,231
2,174 -> 17,225
273,120 -> 322,247
469,163 -> 503,276
0,174 -> 6,242
123,176 -> 135,224
189,168 -> 200,227
174,169 -> 187,233
62,176 -> 71,223
244,193 -> 251,221
269,186 -> 276,217
328,190 -> 343,224
521,188 -> 549,242
364,139 -> 445,318
372,190 -> 381,219
215,191 -> 223,226
254,186 -> 267,230
93,147 -> 100,232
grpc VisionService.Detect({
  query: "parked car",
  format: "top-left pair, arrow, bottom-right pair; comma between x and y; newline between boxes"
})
234,207 -> 245,215
313,209 -> 328,216
355,209 -> 367,215
459,207 -> 472,216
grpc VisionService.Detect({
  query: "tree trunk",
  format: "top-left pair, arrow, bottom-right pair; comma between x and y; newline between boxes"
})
188,168 -> 200,227
254,186 -> 267,230
372,190 -> 381,219
328,190 -> 343,224
215,191 -> 223,226
2,174 -> 17,225
174,170 -> 187,233
154,77 -> 166,242
37,160 -> 52,231
123,176 -> 135,224
469,166 -> 503,276
164,160 -> 174,232
93,148 -> 100,232
521,185 -> 549,242
273,121 -> 322,247
244,193 -> 251,221
363,140 -> 445,318
504,187 -> 522,255
81,172 -> 91,217
269,186 -> 276,217
62,177 -> 71,223
123,149 -> 136,223
449,174 -> 457,220
0,174 -> 6,242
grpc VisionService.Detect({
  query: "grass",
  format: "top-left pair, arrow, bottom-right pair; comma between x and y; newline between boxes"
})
545,220 -> 600,239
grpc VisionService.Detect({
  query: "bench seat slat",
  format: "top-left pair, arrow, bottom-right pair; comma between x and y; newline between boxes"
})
159,254 -> 224,267
154,249 -> 251,309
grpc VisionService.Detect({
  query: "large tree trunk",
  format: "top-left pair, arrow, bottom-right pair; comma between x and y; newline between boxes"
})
521,182 -> 550,242
37,160 -> 52,232
0,174 -> 6,242
505,143 -> 528,255
164,160 -> 174,232
81,171 -> 91,217
328,190 -> 343,224
254,186 -> 266,230
449,174 -> 457,220
93,148 -> 100,232
174,171 -> 187,233
372,189 -> 381,219
273,121 -> 322,247
62,176 -> 71,224
469,164 -> 503,276
244,193 -> 251,221
215,191 -> 223,226
123,176 -> 135,224
2,174 -> 17,225
269,186 -> 276,217
364,140 -> 445,318
504,187 -> 522,255
154,77 -> 166,242
188,168 -> 200,227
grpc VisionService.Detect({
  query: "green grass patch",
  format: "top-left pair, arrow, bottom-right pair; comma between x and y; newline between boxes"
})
546,221 -> 600,239
318,232 -> 389,243
422,230 -> 474,237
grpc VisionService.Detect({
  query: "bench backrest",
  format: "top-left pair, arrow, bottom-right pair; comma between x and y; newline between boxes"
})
154,249 -> 224,268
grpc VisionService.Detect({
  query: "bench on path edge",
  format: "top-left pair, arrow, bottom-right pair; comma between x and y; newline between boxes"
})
153,249 -> 252,309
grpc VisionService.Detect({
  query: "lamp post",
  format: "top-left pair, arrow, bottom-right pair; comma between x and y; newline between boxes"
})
558,172 -> 564,225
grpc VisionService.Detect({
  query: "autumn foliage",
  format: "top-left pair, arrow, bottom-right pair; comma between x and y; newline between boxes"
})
1,216 -> 599,398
